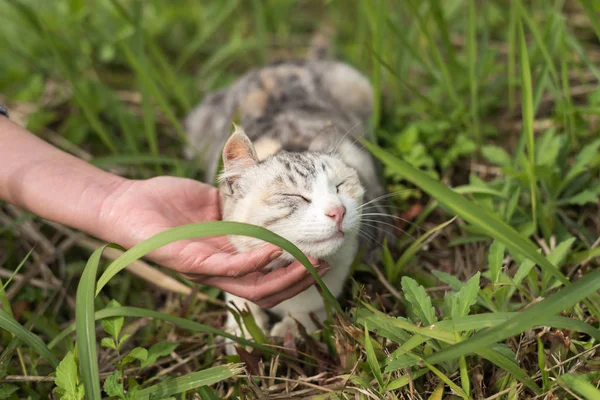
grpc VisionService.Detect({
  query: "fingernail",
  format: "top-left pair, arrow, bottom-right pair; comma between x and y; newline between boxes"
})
269,251 -> 283,261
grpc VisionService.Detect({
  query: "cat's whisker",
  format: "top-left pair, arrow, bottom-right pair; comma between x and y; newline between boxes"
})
358,203 -> 407,212
357,190 -> 418,209
332,121 -> 360,153
359,218 -> 417,241
351,227 -> 382,247
337,128 -> 372,160
355,222 -> 394,247
360,212 -> 424,231
332,120 -> 361,154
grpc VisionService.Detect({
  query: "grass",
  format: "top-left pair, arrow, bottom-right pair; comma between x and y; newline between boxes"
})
1,0 -> 599,398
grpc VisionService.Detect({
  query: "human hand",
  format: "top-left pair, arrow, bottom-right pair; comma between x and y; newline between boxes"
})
99,176 -> 329,308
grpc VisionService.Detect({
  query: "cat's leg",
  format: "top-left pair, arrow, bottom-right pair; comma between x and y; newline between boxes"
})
270,308 -> 328,338
223,293 -> 270,355
268,245 -> 354,339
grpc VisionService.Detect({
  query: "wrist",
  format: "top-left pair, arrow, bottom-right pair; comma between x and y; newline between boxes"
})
76,174 -> 133,242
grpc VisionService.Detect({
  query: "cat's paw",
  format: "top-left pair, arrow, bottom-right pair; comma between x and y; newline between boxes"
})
270,316 -> 300,339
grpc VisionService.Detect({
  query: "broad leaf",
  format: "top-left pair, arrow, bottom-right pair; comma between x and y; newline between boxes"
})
122,347 -> 148,366
0,384 -> 19,399
451,272 -> 480,319
100,337 -> 117,350
488,241 -> 505,284
103,371 -> 125,399
101,300 -> 124,340
134,364 -> 244,399
482,145 -> 511,167
401,277 -> 437,326
364,324 -> 384,388
54,351 -> 83,400
563,190 -> 600,206
141,342 -> 179,368
564,139 -> 600,184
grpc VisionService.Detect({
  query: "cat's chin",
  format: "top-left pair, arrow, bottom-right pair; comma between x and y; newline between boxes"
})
296,232 -> 347,259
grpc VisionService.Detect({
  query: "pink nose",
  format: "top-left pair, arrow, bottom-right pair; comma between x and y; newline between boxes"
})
325,205 -> 346,230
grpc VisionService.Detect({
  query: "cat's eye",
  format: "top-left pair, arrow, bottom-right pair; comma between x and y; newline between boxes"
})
283,193 -> 311,203
336,181 -> 346,193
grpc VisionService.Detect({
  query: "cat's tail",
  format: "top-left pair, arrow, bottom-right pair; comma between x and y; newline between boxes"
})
307,24 -> 334,60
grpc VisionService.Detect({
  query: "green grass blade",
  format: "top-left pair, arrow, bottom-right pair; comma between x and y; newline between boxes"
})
1,247 -> 34,294
467,0 -> 480,148
76,245 -> 114,400
103,0 -> 192,112
404,0 -> 460,106
558,373 -> 600,399
7,1 -> 118,153
47,306 -> 306,364
508,0 -> 518,111
95,221 -> 341,313
90,154 -> 194,169
367,48 -> 447,120
516,0 -> 559,85
580,0 -> 600,42
359,304 -> 455,343
250,0 -> 267,64
386,368 -> 428,390
477,347 -> 541,394
415,355 -> 468,399
364,323 -> 384,389
362,141 -> 568,285
174,0 -> 240,69
363,303 -> 600,345
393,217 -> 456,283
565,32 -> 600,82
0,308 -> 59,368
118,42 -> 189,146
568,247 -> 600,264
430,0 -> 458,72
458,351 -> 470,397
134,364 -> 244,399
537,337 -> 549,391
369,0 -> 384,132
385,17 -> 438,83
423,269 -> 600,366
518,20 -> 538,232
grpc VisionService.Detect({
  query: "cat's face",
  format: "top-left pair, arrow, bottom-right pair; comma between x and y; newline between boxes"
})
219,128 -> 364,259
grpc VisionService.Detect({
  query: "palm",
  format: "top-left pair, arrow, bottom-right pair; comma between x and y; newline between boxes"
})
104,176 -> 327,307
109,177 -> 230,270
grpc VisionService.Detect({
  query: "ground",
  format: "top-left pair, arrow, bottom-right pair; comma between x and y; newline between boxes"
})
0,1 -> 599,399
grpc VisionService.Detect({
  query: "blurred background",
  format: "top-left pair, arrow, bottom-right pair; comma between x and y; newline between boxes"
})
1,0 -> 599,398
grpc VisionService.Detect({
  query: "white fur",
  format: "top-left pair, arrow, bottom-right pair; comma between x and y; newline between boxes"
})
220,131 -> 364,354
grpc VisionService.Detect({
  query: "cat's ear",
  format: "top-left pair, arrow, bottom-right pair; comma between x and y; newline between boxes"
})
222,126 -> 258,180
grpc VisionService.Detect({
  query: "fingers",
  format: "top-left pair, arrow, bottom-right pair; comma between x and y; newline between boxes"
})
255,265 -> 330,308
200,259 -> 329,306
182,242 -> 284,277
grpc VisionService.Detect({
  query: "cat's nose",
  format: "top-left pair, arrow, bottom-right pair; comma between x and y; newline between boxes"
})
325,205 -> 346,230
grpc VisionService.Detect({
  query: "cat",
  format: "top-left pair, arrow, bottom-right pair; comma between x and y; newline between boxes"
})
184,34 -> 393,352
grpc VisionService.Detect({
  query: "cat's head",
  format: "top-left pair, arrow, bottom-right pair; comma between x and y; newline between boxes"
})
219,127 -> 364,259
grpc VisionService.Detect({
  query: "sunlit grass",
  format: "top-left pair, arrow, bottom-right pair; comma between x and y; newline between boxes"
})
0,0 -> 599,398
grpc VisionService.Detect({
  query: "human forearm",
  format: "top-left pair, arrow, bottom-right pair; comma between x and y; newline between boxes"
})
0,117 -> 129,240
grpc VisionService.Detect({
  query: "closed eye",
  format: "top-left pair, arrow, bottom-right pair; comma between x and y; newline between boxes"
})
336,180 -> 347,193
282,193 -> 312,203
